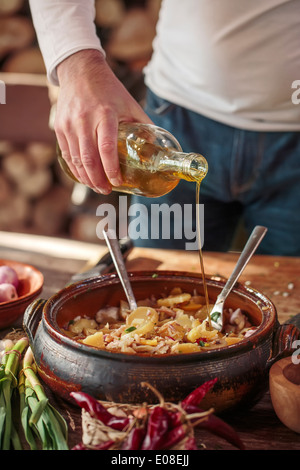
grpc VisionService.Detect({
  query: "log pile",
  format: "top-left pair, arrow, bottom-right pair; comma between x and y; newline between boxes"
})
0,0 -> 45,74
0,0 -> 161,74
0,0 -> 161,240
98,0 -> 161,71
0,141 -> 73,236
0,140 -> 124,243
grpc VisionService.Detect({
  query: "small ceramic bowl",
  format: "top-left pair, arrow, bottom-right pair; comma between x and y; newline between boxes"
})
23,271 -> 300,413
269,356 -> 300,433
0,259 -> 44,329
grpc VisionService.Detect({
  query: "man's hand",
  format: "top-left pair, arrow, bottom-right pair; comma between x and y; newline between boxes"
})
55,49 -> 152,194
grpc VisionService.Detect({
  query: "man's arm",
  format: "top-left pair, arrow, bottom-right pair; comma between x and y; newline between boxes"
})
55,49 -> 152,194
29,0 -> 152,193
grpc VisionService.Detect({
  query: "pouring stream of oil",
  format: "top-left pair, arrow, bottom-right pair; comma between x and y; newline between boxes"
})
196,182 -> 212,328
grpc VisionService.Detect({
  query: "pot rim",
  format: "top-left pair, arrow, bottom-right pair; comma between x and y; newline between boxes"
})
41,270 -> 277,363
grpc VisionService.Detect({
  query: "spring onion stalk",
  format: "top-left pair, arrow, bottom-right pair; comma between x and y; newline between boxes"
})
18,370 -> 38,450
0,337 -> 29,450
20,346 -> 69,450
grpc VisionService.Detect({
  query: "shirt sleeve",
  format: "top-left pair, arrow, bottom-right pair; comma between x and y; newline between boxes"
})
29,0 -> 105,85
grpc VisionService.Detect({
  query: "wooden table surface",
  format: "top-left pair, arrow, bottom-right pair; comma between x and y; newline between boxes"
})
0,231 -> 300,451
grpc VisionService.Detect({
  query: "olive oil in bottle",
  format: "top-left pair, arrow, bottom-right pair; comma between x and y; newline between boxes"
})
57,122 -> 208,197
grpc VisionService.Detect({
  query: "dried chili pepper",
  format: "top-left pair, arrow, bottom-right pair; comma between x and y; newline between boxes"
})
93,439 -> 115,450
181,378 -> 218,408
70,391 -> 130,431
184,436 -> 198,450
184,403 -> 245,450
140,406 -> 171,450
72,439 -> 115,450
72,442 -> 87,450
168,410 -> 183,428
121,426 -> 146,450
159,423 -> 187,449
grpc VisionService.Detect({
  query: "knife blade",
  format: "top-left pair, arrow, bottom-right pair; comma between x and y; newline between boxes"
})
68,236 -> 133,284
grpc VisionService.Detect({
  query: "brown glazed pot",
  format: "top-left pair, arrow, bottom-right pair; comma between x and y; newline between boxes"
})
23,271 -> 300,413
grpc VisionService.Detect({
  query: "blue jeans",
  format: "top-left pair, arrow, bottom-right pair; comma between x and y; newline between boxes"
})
130,88 -> 300,255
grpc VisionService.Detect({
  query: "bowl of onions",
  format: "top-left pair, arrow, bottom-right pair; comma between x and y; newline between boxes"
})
0,259 -> 44,329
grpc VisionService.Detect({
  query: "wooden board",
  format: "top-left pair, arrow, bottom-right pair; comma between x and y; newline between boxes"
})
127,248 -> 300,324
0,235 -> 299,450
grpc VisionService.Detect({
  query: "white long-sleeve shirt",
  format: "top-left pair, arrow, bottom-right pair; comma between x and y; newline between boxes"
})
29,0 -> 300,131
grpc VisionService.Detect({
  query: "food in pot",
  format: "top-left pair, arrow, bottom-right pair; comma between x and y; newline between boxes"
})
61,287 -> 258,355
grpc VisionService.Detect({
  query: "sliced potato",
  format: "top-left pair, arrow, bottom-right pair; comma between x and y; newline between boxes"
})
82,331 -> 104,348
172,342 -> 200,353
224,336 -> 242,346
157,293 -> 191,307
69,318 -> 97,334
186,321 -> 218,343
140,338 -> 158,346
124,306 -> 158,336
174,311 -> 193,329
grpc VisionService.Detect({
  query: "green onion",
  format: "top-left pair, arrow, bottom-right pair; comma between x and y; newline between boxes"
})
0,337 -> 28,450
210,311 -> 220,322
1,338 -> 69,450
20,346 -> 69,450
124,326 -> 137,333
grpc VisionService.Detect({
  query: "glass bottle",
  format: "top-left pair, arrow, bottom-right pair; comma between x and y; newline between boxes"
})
57,122 -> 208,198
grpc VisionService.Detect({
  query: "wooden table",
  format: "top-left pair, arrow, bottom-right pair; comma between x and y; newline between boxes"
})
1,232 -> 300,451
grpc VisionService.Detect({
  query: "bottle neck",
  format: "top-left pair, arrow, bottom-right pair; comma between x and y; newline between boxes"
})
158,151 -> 208,183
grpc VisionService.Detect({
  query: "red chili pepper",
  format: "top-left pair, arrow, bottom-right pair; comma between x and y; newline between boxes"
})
93,440 -> 115,450
168,410 -> 183,428
184,404 -> 245,450
141,406 -> 171,450
181,378 -> 218,408
121,426 -> 146,450
72,439 -> 115,450
72,442 -> 87,450
184,436 -> 198,450
70,391 -> 130,431
159,423 -> 187,449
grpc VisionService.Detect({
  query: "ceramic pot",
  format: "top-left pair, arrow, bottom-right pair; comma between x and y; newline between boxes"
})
23,271 -> 300,413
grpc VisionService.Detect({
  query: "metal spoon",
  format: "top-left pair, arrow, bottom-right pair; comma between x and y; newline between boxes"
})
209,225 -> 268,331
102,228 -> 137,310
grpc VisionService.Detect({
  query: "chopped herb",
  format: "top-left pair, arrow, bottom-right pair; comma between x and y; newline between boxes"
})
124,326 -> 137,333
152,273 -> 158,278
210,311 -> 220,322
198,340 -> 205,347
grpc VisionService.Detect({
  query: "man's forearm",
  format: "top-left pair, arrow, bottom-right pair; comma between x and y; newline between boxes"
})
29,0 -> 104,85
57,49 -> 106,87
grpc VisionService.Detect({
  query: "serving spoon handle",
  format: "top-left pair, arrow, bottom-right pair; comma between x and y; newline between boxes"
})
220,225 -> 267,301
102,229 -> 138,311
210,225 -> 268,330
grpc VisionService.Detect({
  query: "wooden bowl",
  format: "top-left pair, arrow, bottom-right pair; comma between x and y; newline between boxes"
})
0,259 -> 44,329
269,356 -> 300,433
23,271 -> 300,413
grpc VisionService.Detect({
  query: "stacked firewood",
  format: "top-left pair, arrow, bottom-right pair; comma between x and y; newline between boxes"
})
0,0 -> 161,74
98,0 -> 161,71
0,0 -> 161,240
0,140 -> 73,236
0,140 -> 124,242
0,0 -> 45,74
